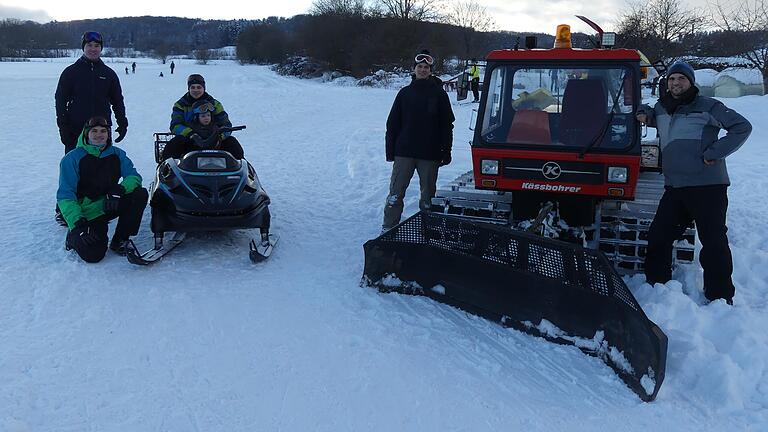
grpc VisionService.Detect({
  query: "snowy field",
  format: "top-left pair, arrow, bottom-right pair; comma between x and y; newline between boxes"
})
0,58 -> 767,431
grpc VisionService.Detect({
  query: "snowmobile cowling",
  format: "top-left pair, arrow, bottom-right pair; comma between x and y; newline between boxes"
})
362,211 -> 667,401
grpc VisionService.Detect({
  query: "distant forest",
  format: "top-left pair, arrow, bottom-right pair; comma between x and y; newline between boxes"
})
0,14 -> 758,77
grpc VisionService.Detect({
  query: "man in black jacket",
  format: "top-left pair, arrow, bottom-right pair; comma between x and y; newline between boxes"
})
55,31 -> 128,153
55,31 -> 128,224
382,50 -> 455,231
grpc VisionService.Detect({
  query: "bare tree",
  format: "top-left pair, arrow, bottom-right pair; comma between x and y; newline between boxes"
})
310,0 -> 367,16
616,0 -> 705,61
443,0 -> 494,57
194,48 -> 211,65
711,0 -> 768,89
373,0 -> 444,21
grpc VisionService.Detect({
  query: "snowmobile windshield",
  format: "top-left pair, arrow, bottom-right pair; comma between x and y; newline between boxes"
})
479,65 -> 637,151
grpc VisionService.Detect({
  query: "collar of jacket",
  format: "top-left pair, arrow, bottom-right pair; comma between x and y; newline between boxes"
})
76,128 -> 112,156
78,55 -> 104,67
660,85 -> 699,114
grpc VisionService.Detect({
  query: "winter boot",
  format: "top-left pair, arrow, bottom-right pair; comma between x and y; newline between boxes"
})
109,236 -> 129,255
55,208 -> 67,227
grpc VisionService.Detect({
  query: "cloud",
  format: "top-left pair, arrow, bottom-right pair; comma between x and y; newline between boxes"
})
0,5 -> 53,23
482,0 -> 627,33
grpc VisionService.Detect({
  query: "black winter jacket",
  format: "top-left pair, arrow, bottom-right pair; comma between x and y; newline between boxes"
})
55,56 -> 127,133
386,76 -> 455,161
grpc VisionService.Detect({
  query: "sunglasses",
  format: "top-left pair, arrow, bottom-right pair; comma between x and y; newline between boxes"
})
415,54 -> 434,66
194,102 -> 215,114
83,31 -> 103,44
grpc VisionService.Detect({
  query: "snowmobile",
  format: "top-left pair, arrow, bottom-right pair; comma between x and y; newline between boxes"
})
363,22 -> 674,402
126,126 -> 277,265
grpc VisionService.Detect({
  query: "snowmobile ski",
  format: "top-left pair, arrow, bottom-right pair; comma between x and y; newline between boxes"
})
249,234 -> 279,262
126,232 -> 186,266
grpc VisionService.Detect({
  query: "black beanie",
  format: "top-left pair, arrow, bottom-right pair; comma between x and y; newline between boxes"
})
414,49 -> 434,68
187,74 -> 206,89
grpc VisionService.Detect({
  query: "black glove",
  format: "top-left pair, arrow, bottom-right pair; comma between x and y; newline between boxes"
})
103,184 -> 125,213
439,151 -> 452,167
114,126 -> 127,143
190,133 -> 205,148
72,218 -> 99,246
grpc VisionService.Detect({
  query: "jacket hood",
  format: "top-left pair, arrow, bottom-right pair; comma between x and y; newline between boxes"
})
76,127 -> 112,156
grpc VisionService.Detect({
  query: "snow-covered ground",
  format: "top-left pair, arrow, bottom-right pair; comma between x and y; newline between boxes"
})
1,58 -> 766,431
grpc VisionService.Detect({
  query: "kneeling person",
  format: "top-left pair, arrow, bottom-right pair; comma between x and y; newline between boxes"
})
57,116 -> 148,263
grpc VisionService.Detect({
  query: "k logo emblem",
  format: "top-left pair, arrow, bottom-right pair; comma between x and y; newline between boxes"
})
542,162 -> 562,180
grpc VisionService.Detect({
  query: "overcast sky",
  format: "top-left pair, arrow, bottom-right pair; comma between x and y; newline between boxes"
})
0,0 -> 636,33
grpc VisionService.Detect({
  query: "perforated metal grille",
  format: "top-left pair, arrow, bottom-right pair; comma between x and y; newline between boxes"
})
381,212 -> 641,311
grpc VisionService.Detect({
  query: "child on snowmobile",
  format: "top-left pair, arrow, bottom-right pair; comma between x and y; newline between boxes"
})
57,116 -> 148,262
162,74 -> 244,160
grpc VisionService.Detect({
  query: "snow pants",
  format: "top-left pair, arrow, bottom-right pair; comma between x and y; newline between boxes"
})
162,135 -> 244,160
382,156 -> 439,230
644,185 -> 735,302
66,187 -> 149,263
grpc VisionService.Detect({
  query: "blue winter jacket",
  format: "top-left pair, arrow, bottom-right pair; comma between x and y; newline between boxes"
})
641,95 -> 752,188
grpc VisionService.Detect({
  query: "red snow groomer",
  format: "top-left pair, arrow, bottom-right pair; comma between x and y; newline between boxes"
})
363,22 -> 694,401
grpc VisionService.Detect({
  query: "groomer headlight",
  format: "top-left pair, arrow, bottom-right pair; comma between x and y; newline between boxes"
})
481,159 -> 499,175
607,166 -> 628,183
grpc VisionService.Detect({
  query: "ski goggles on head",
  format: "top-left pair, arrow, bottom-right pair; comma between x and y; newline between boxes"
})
82,31 -> 103,44
414,53 -> 434,66
85,117 -> 110,129
193,102 -> 215,114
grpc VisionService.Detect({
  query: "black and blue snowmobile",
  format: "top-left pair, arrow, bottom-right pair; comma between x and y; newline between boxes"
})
126,126 -> 277,265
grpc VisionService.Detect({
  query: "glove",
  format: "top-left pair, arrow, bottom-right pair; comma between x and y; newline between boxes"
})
439,151 -> 451,167
72,218 -> 99,246
103,184 -> 125,213
190,133 -> 205,148
114,126 -> 127,143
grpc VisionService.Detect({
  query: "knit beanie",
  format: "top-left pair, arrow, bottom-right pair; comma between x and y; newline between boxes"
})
667,62 -> 695,85
187,74 -> 206,89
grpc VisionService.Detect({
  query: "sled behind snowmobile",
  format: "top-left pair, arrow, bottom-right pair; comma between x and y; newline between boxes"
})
362,211 -> 667,401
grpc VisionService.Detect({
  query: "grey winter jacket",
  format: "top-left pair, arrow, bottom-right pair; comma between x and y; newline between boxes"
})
640,95 -> 751,188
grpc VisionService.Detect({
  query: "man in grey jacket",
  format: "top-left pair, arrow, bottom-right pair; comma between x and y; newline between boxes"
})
637,62 -> 752,305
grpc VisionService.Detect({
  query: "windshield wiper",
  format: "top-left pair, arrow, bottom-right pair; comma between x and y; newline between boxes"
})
578,72 -> 626,159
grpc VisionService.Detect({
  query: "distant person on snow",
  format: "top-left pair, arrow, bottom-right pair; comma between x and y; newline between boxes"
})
57,116 -> 148,263
55,31 -> 128,225
469,59 -> 480,102
131,62 -> 136,73
125,66 -> 129,75
170,61 -> 175,74
162,74 -> 243,161
381,49 -> 455,232
636,62 -> 752,305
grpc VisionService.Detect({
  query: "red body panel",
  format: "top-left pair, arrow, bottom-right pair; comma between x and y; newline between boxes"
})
472,148 -> 641,199
487,49 -> 641,62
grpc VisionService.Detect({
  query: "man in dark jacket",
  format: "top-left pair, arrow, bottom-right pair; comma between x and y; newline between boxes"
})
55,31 -> 128,225
382,50 -> 455,231
161,74 -> 243,160
637,62 -> 752,305
57,116 -> 148,263
55,31 -> 128,153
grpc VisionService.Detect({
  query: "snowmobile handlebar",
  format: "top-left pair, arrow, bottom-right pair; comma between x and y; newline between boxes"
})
217,125 -> 246,134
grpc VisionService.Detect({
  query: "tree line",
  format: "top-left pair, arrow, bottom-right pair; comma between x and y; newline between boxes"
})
2,0 -> 767,86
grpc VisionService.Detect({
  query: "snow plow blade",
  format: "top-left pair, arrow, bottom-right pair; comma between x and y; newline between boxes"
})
362,211 -> 667,401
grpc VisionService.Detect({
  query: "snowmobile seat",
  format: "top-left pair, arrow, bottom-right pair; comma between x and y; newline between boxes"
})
559,79 -> 608,146
506,109 -> 551,145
